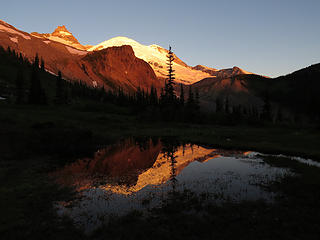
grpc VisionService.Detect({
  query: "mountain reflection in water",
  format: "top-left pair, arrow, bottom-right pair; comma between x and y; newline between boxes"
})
51,138 -> 289,232
52,138 -> 226,194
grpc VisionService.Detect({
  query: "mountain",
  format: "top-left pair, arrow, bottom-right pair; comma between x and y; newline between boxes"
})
0,19 -> 255,89
0,20 -> 160,92
191,74 -> 268,111
255,64 -> 320,118
88,36 -> 254,84
1,19 -> 319,120
31,25 -> 92,50
193,63 -> 320,120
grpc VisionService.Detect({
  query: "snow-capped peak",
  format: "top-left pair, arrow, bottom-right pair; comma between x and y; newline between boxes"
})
88,36 -> 142,51
89,37 -> 213,84
52,25 -> 73,37
31,25 -> 92,51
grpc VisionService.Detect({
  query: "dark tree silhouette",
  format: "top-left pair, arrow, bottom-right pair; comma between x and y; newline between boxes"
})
15,68 -> 24,104
215,98 -> 223,113
40,58 -> 45,71
28,54 -> 46,104
150,85 -> 158,105
161,139 -> 178,193
225,96 -> 230,114
180,83 -> 184,106
195,88 -> 200,111
164,46 -> 176,103
261,91 -> 272,121
55,71 -> 64,104
187,86 -> 194,108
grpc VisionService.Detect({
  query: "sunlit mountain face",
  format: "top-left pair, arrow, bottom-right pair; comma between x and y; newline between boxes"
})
0,19 -> 269,110
3,19 -> 318,117
88,36 -> 253,84
31,25 -> 93,51
0,20 -> 160,91
0,19 -> 254,87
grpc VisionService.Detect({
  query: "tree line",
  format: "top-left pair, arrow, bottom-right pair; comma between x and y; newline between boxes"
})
0,45 -> 295,125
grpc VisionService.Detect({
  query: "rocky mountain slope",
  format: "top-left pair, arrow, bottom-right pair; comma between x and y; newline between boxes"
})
0,20 -> 160,92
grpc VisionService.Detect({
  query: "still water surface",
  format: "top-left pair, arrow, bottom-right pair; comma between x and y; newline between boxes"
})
51,138 -> 305,232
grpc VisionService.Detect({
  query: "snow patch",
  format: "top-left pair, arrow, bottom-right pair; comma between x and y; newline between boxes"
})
0,24 -> 31,40
31,34 -> 43,39
46,69 -> 58,76
48,36 -> 71,45
66,46 -> 87,55
58,31 -> 72,36
9,37 -> 18,43
240,69 -> 252,75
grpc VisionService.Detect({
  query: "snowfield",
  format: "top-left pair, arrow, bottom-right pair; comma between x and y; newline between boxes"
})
88,36 -> 212,84
0,24 -> 31,40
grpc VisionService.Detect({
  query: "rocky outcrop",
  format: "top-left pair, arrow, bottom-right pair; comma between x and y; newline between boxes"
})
193,65 -> 218,75
80,45 -> 161,91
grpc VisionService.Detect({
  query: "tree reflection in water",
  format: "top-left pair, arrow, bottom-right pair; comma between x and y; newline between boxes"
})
161,138 -> 180,193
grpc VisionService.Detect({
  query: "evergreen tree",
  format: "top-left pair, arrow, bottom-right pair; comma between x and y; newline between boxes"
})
185,86 -> 197,122
15,68 -> 24,104
215,98 -> 222,113
187,85 -> 194,108
55,71 -> 63,104
195,88 -> 200,111
164,46 -> 176,103
18,53 -> 24,65
179,83 -> 184,106
150,85 -> 158,105
261,91 -> 272,121
225,96 -> 230,114
28,54 -> 46,105
34,53 -> 39,68
159,46 -> 179,120
40,58 -> 45,71
28,55 -> 40,104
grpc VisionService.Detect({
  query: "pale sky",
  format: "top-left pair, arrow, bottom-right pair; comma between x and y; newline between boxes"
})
1,0 -> 319,77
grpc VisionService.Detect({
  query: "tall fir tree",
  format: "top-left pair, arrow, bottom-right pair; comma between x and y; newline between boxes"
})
180,83 -> 184,106
28,54 -> 44,104
40,58 -> 45,71
164,46 -> 176,103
